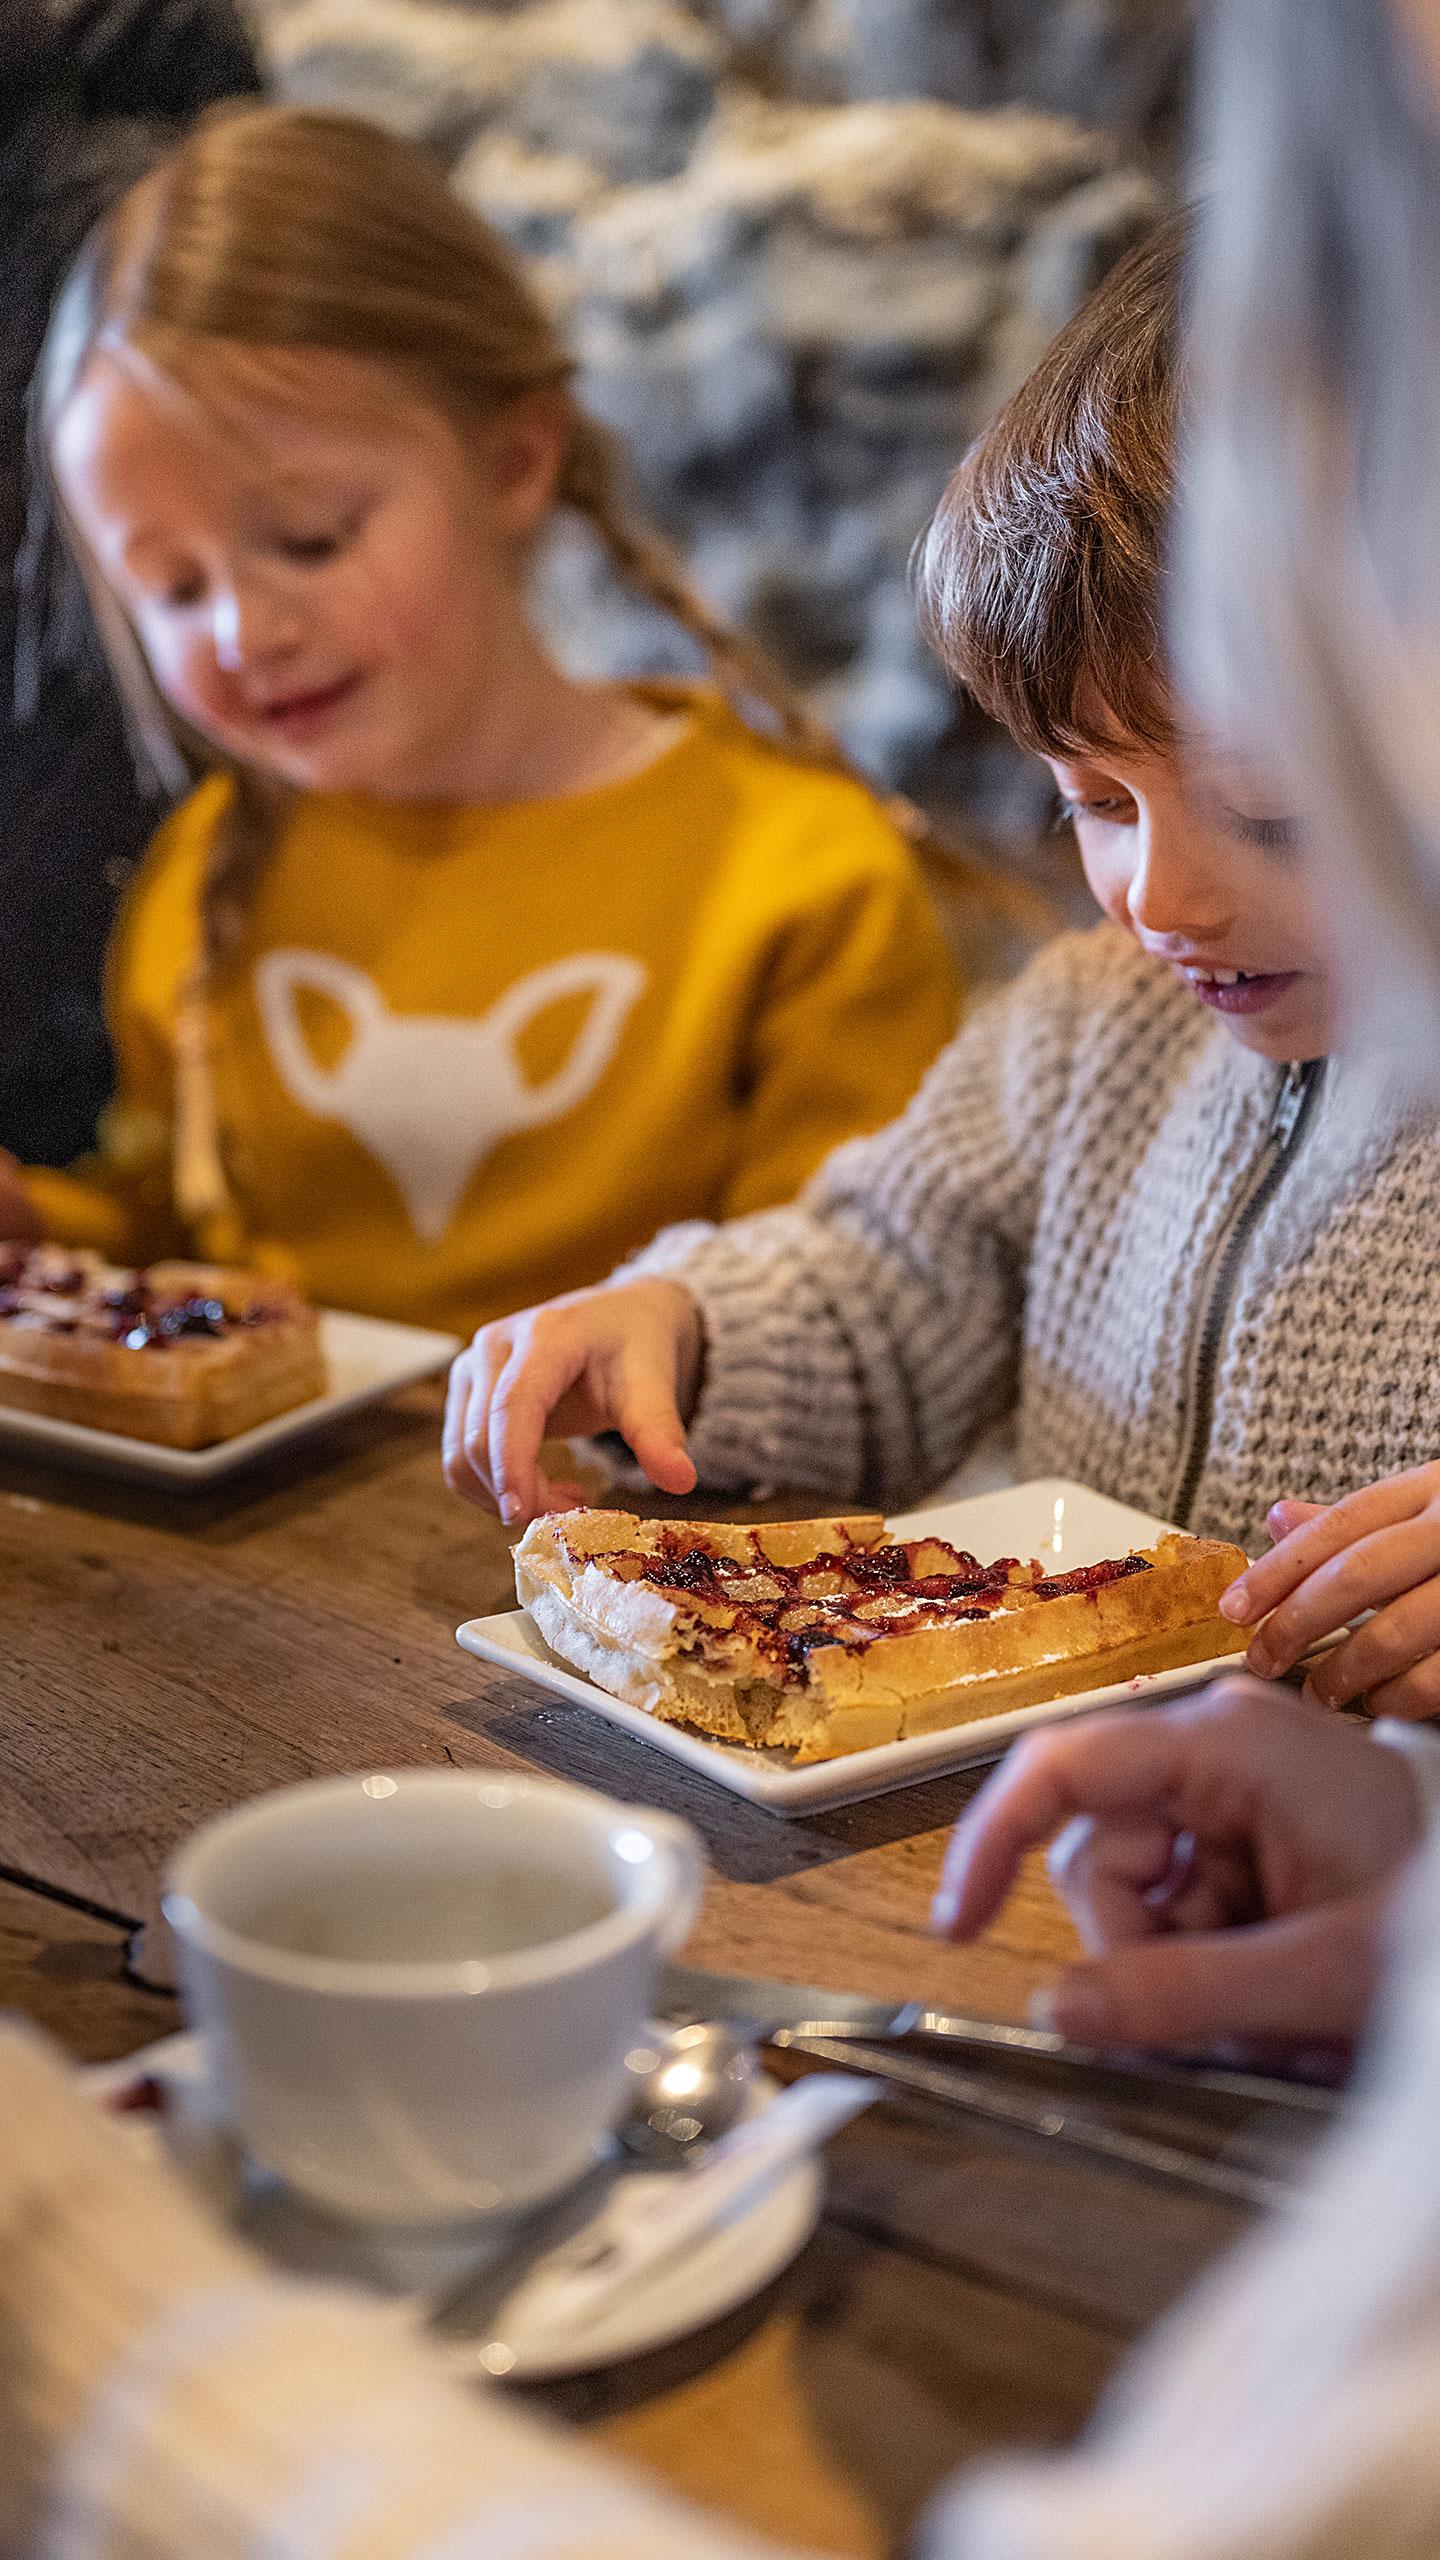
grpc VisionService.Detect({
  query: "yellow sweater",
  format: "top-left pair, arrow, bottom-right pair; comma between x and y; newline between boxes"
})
28,691 -> 958,1335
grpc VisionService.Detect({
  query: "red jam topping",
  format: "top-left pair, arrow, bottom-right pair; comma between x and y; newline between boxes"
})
0,1249 -> 283,1347
1032,1555 -> 1150,1601
589,1524 -> 1154,1682
598,1528 -> 1027,1676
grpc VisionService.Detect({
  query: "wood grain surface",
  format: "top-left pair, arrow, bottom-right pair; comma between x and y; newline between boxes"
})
0,1871 -> 176,2061
0,1392 -> 1284,2555
0,1388 -> 1082,2014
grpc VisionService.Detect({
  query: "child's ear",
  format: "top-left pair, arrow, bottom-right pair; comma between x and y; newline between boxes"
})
480,390 -> 569,540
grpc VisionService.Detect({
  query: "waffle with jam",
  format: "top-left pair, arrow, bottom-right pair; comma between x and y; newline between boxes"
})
515,1508 -> 1249,1761
0,1245 -> 325,1448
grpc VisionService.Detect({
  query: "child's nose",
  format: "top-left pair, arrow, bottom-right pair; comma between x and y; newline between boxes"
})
212,578 -> 301,674
1126,816 -> 1231,940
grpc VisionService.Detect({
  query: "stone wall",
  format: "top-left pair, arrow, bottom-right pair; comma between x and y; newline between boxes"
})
247,0 -> 1183,862
688,0 -> 1186,143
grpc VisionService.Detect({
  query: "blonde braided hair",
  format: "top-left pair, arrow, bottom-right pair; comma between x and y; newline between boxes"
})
38,103 -> 1029,1235
555,407 -> 1049,912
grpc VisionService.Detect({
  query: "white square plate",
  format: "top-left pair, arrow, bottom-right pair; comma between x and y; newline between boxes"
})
0,1308 -> 461,1484
455,1479 -> 1246,1816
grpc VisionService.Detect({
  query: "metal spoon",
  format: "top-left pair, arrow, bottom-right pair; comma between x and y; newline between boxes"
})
616,2019 -> 761,2161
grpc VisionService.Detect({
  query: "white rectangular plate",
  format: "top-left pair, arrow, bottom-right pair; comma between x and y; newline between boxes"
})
0,1308 -> 461,1484
456,1479 -> 1246,1816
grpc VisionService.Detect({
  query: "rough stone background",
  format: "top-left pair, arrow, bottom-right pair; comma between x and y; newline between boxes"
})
244,0 -> 1186,882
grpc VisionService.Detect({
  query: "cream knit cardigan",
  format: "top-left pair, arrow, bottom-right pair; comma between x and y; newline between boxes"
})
630,923 -> 1440,1548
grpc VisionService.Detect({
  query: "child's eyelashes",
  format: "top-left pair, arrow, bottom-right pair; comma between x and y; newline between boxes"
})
271,501 -> 371,566
1223,810 -> 1301,853
140,515 -> 365,607
1052,793 -> 1137,831
275,527 -> 347,565
1052,790 -> 1300,854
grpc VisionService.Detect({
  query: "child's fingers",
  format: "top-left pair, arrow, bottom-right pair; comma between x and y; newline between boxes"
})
1046,1813 -> 1188,1951
441,1359 -> 478,1497
1161,1839 -> 1262,1937
1361,1651 -> 1440,1723
1266,1498 -> 1327,1540
1249,1513 -> 1440,1680
1048,1818 -> 1255,1953
442,1345 -> 501,1505
442,1331 -> 513,1506
1038,1889 -> 1388,2053
930,1707 -> 1213,1938
487,1333 -> 593,1526
1303,1574 -> 1440,1710
611,1350 -> 697,1496
1225,1474 -> 1433,1635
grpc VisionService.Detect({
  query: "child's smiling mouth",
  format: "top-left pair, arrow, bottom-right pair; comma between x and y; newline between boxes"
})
1180,964 -> 1303,1016
260,673 -> 364,737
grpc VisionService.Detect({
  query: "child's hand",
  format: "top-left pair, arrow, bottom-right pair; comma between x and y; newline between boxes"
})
931,1680 -> 1424,2050
1221,1465 -> 1440,1719
442,1278 -> 705,1525
0,1150 -> 42,1241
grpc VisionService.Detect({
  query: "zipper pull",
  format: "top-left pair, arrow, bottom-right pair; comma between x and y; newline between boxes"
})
1270,1061 -> 1311,1147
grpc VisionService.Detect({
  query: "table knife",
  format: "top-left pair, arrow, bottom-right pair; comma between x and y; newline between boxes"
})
656,1959 -> 1340,2116
782,2035 -> 1299,2211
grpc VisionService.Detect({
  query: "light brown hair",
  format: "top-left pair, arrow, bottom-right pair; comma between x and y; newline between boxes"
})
40,104 -> 996,1225
916,213 -> 1185,762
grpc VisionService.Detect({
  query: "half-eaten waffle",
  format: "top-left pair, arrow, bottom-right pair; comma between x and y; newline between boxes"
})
515,1508 -> 1249,1762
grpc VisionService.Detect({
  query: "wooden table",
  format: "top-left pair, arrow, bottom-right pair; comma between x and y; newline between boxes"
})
0,1387 -> 1280,2555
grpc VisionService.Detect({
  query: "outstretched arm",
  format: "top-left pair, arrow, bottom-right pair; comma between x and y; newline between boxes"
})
444,954 -> 1049,1524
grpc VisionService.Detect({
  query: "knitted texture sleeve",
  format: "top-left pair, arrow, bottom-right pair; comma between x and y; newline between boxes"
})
627,930 -> 1092,1508
0,2026 -> 799,2560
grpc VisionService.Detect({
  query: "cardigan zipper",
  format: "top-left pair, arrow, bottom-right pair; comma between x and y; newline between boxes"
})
1171,1057 -> 1324,1528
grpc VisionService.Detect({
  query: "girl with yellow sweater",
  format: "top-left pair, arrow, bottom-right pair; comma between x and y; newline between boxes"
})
0,106 -> 960,1335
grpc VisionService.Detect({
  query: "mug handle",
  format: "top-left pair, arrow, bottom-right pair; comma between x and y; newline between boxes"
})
638,1811 -> 706,1953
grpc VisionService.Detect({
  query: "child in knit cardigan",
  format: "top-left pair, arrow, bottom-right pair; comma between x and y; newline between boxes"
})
444,214 -> 1440,1722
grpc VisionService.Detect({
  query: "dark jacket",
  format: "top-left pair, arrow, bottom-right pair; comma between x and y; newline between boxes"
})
2,0 -> 261,1166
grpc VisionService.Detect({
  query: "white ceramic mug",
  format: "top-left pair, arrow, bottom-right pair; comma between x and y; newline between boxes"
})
163,1770 -> 704,2225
